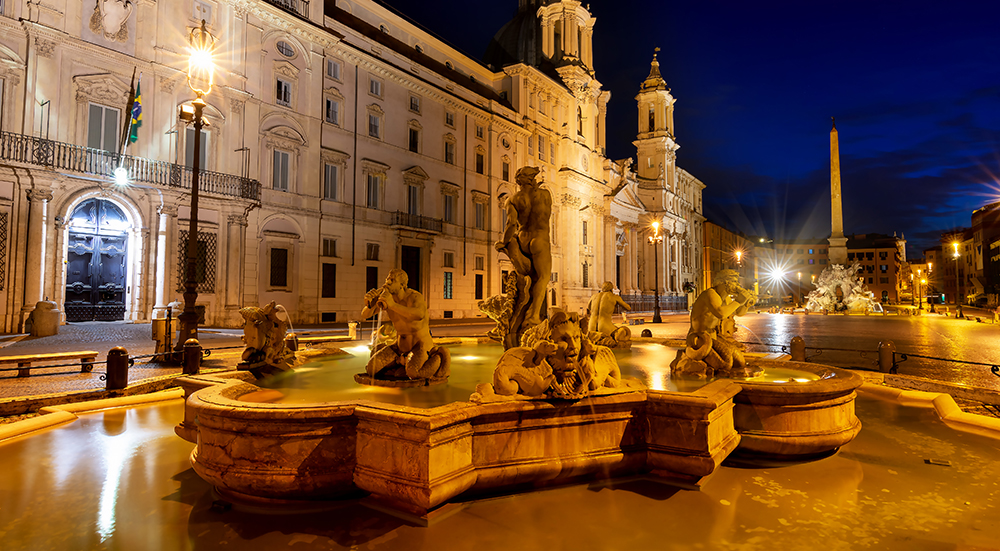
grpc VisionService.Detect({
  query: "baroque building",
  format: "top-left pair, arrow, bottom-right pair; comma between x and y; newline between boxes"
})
0,0 -> 705,332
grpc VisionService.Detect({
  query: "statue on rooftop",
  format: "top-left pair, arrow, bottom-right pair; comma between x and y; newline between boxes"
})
671,270 -> 760,379
238,301 -> 295,378
488,166 -> 552,348
358,268 -> 450,385
586,281 -> 632,349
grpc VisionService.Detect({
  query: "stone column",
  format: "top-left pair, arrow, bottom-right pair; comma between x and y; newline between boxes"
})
155,204 -> 178,311
225,213 -> 248,312
19,188 -> 52,330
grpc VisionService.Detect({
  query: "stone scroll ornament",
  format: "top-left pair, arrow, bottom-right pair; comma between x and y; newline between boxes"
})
670,269 -> 762,379
90,0 -> 133,43
237,301 -> 296,379
473,310 -> 642,402
356,268 -> 450,387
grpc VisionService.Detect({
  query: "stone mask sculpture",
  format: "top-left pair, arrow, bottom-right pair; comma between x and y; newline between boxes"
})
357,268 -> 450,386
670,270 -> 761,379
585,281 -> 632,349
238,301 -> 295,378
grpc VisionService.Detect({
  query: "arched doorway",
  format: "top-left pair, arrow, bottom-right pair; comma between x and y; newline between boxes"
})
64,198 -> 130,322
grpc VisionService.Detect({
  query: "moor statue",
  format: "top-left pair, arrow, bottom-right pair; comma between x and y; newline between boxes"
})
586,281 -> 632,349
670,270 -> 761,379
359,268 -> 450,383
490,166 -> 551,348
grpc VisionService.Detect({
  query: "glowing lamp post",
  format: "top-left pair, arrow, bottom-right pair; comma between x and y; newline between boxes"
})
952,242 -> 963,319
648,221 -> 664,323
177,20 -> 216,355
797,272 -> 802,306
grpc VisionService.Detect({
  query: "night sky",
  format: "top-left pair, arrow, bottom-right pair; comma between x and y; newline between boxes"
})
380,0 -> 1000,256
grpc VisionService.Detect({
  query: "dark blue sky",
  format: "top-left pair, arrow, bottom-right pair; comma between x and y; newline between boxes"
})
382,0 -> 1000,256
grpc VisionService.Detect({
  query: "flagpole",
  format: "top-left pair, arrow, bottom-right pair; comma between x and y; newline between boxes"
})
120,67 -> 137,157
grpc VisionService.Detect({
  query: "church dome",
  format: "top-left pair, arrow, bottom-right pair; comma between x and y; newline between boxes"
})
484,8 -> 541,69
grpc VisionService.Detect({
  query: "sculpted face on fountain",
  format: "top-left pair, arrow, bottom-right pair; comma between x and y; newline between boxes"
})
238,301 -> 295,378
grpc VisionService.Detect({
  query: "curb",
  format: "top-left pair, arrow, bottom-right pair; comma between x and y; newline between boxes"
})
858,383 -> 1000,441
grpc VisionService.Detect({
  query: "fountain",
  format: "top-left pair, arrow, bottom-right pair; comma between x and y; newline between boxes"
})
173,166 -> 863,518
805,263 -> 878,312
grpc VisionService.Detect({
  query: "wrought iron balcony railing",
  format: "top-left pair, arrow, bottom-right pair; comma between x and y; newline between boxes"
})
0,131 -> 260,201
392,211 -> 443,233
265,0 -> 309,18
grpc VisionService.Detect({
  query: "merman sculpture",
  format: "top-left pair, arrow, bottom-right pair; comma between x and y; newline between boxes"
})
488,166 -> 552,348
238,301 -> 295,378
586,281 -> 632,349
358,268 -> 450,386
670,270 -> 761,379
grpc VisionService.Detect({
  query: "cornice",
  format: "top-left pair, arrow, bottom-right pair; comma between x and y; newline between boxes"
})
224,0 -> 341,50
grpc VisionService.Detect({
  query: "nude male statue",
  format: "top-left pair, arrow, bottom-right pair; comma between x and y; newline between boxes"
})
361,269 -> 442,379
495,166 -> 552,328
680,269 -> 755,374
587,281 -> 632,344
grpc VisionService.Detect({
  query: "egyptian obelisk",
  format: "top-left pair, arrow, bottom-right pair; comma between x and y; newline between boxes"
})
828,118 -> 848,265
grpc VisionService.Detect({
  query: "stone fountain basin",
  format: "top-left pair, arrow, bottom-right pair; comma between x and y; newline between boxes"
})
175,372 -> 743,516
731,359 -> 864,458
173,357 -> 863,516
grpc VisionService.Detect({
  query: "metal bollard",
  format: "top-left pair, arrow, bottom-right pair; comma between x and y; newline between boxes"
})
790,336 -> 805,362
285,333 -> 299,352
106,347 -> 129,390
878,341 -> 896,373
183,338 -> 201,375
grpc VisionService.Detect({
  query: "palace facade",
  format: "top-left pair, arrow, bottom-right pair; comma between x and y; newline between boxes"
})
0,0 -> 704,331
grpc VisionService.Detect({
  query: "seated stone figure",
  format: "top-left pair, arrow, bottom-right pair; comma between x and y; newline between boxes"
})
671,270 -> 761,379
486,310 -> 621,398
238,301 -> 295,378
586,282 -> 632,349
359,269 -> 450,384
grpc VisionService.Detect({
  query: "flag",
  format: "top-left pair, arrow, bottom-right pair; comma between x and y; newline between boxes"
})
128,77 -> 142,144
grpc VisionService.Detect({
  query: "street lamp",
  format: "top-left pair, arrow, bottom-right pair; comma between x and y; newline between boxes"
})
797,272 -> 802,306
648,221 -> 664,323
952,242 -> 963,319
928,262 -> 935,312
177,20 -> 216,357
919,278 -> 926,311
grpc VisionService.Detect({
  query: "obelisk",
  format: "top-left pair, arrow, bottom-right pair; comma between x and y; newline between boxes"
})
828,118 -> 848,265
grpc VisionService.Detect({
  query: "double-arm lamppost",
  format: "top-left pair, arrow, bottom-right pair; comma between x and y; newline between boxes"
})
177,20 -> 216,355
648,221 -> 664,323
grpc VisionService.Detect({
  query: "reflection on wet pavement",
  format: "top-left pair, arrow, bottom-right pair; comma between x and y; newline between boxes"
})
1,394 -> 997,550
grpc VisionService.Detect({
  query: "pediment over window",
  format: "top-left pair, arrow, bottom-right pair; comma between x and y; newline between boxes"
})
274,60 -> 300,79
402,165 -> 429,182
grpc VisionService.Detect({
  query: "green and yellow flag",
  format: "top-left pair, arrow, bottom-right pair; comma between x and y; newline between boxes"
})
128,77 -> 142,144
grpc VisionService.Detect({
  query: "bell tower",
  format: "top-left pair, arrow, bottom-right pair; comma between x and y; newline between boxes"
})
633,48 -> 679,211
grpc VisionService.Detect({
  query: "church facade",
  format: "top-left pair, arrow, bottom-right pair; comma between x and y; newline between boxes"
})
0,0 -> 704,332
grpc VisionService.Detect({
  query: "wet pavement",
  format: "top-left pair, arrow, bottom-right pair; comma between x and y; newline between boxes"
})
0,393 -> 996,550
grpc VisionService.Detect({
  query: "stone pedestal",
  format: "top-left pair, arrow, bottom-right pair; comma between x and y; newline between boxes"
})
27,301 -> 60,337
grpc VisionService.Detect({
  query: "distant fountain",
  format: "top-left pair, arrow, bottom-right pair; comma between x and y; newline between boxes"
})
805,263 -> 877,312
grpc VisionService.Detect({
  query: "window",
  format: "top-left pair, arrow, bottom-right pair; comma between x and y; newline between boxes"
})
443,251 -> 455,267
325,98 -> 339,125
322,263 -> 337,297
820,249 -> 827,254
550,143 -> 555,164
475,202 -> 485,230
444,140 -> 456,164
445,111 -> 455,127
582,262 -> 589,288
848,253 -> 855,260
797,249 -> 803,254
184,127 -> 208,169
272,150 -> 290,191
475,255 -> 484,271
879,252 -> 888,260
475,125 -> 484,139
366,266 -> 379,294
528,135 -> 534,156
379,24 -> 389,34
445,61 -> 453,70
443,194 -> 456,223
475,273 -> 484,300
578,107 -> 584,136
820,259 -> 827,265
326,59 -> 342,80
502,160 -> 510,182
880,264 -> 888,273
324,163 -> 339,201
415,44 -> 423,53
366,243 -> 380,261
368,113 -> 381,139
582,221 -> 588,245
270,248 -> 289,287
276,41 -> 294,57
538,136 -> 545,161
408,127 -> 419,153
808,249 -> 814,254
322,238 -> 337,257
797,259 -> 804,264
407,184 -> 419,215
444,272 -> 453,299
808,259 -> 814,264
276,79 -> 291,107
868,277 -> 874,284
475,151 -> 484,174
409,95 -> 420,113
87,104 -> 119,152
880,277 -> 889,284
866,252 -> 874,260
366,173 -> 382,208
369,78 -> 382,98
648,107 -> 654,132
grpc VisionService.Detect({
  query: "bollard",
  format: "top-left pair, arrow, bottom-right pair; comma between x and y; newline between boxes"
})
285,333 -> 299,352
878,341 -> 896,373
790,336 -> 805,362
106,347 -> 129,390
348,321 -> 359,340
640,329 -> 652,338
183,338 -> 201,375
